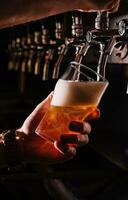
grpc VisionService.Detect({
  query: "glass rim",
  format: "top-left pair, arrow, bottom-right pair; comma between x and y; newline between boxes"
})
70,61 -> 108,82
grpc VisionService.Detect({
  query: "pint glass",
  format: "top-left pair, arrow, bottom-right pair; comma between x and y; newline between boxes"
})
36,61 -> 109,142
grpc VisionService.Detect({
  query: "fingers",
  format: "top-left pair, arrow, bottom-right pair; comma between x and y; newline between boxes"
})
54,121 -> 91,156
20,92 -> 54,135
69,121 -> 91,134
85,108 -> 100,121
54,140 -> 76,158
54,134 -> 88,161
60,134 -> 89,146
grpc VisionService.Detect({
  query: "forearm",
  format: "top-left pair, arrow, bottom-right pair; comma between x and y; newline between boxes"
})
0,129 -> 47,168
0,0 -> 120,29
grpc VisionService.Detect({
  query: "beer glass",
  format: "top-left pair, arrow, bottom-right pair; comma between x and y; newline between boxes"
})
35,61 -> 109,142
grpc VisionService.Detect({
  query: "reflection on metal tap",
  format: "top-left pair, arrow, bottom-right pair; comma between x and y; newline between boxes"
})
14,37 -> 22,71
52,16 -> 66,79
26,31 -> 37,74
34,31 -> 44,76
117,19 -> 128,94
41,21 -> 55,81
42,48 -> 55,80
71,11 -> 90,64
52,11 -> 87,79
7,11 -> 128,90
8,38 -> 17,71
20,35 -> 28,73
74,42 -> 91,63
86,11 -> 120,79
52,44 -> 66,79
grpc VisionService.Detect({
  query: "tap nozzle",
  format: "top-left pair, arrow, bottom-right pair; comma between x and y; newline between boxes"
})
86,11 -> 119,44
95,11 -> 109,31
71,11 -> 84,38
118,19 -> 128,37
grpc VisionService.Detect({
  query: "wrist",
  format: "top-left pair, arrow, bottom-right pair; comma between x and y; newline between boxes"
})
0,129 -> 26,170
0,134 -> 6,166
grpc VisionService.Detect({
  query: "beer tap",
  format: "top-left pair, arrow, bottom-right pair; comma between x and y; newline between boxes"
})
118,19 -> 128,37
86,11 -> 120,79
117,19 -> 128,94
63,11 -> 87,64
8,33 -> 17,71
20,31 -> 28,73
25,25 -> 41,96
41,22 -> 54,81
117,19 -> 128,56
14,36 -> 23,71
17,26 -> 29,95
33,30 -> 44,76
52,11 -> 87,79
70,11 -> 91,64
42,16 -> 66,81
52,15 -> 66,79
26,30 -> 36,74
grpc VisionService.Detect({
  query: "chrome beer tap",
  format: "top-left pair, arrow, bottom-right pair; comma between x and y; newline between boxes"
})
52,15 -> 66,79
8,35 -> 17,71
65,11 -> 91,65
117,19 -> 128,94
33,31 -> 44,76
52,11 -> 87,79
86,11 -> 120,79
26,30 -> 37,74
71,11 -> 94,64
71,11 -> 87,63
41,22 -> 54,81
20,32 -> 28,73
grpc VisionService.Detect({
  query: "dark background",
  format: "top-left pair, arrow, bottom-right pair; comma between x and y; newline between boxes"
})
0,3 -> 128,199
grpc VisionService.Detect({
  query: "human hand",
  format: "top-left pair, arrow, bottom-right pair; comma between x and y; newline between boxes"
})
17,92 -> 99,165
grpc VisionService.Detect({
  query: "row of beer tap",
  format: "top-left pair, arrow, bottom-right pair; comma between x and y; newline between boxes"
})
7,11 -> 84,81
7,10 -> 128,82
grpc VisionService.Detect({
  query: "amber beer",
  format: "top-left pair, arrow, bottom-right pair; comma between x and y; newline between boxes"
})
36,79 -> 108,142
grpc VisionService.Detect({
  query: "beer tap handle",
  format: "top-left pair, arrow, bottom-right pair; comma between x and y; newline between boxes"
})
27,49 -> 35,73
14,37 -> 22,71
8,39 -> 16,71
74,42 -> 91,63
117,19 -> 128,94
52,43 -> 67,79
42,48 -> 54,80
118,19 -> 128,37
97,35 -> 120,78
52,14 -> 66,79
33,31 -> 43,76
85,11 -> 122,79
34,51 -> 41,75
53,11 -> 85,79
26,31 -> 35,73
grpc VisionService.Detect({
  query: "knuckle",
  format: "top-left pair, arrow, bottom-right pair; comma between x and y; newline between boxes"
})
83,122 -> 91,134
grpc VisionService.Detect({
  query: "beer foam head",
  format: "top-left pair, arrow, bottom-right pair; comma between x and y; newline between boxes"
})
51,79 -> 108,107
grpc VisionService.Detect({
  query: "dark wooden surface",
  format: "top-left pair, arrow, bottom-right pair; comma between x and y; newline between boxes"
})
0,0 -> 120,29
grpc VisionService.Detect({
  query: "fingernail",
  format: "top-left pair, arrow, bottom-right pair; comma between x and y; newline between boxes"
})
60,134 -> 78,144
69,121 -> 84,132
82,122 -> 91,134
